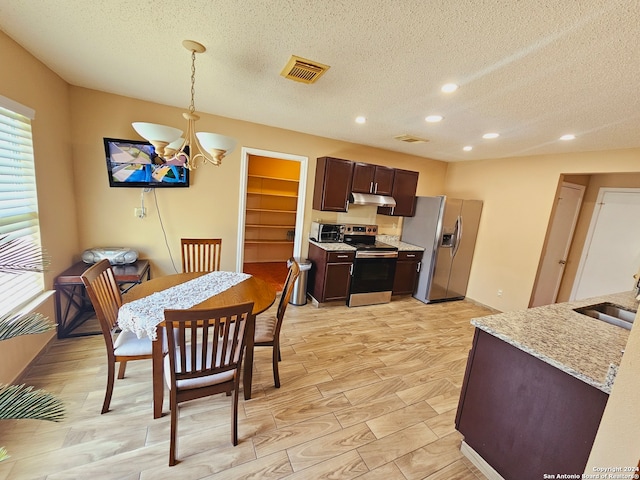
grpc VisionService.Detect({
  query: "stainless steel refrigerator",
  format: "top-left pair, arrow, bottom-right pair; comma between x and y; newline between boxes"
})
401,196 -> 483,303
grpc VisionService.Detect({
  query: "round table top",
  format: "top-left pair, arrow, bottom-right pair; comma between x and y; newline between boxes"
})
123,271 -> 277,316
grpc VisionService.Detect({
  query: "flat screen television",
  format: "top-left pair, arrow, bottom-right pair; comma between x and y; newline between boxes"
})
103,137 -> 190,188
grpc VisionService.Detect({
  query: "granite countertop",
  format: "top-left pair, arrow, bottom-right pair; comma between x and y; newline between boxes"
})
308,239 -> 356,251
376,235 -> 425,252
308,236 -> 424,252
471,291 -> 638,393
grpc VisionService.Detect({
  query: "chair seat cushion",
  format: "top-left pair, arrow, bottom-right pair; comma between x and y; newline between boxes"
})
164,344 -> 236,390
254,315 -> 276,343
113,330 -> 153,356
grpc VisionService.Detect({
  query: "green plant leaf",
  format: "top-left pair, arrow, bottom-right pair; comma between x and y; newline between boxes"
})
0,235 -> 50,274
0,384 -> 64,422
0,311 -> 56,341
0,446 -> 7,462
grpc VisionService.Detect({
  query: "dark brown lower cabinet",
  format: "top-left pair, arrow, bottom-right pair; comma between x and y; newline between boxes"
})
455,329 -> 608,480
392,250 -> 423,295
307,243 -> 354,303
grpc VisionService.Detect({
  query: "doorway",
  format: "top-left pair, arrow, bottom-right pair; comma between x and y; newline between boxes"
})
570,187 -> 640,300
530,182 -> 585,307
236,147 -> 308,290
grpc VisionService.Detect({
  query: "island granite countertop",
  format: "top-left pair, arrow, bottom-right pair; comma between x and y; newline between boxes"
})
471,290 -> 638,394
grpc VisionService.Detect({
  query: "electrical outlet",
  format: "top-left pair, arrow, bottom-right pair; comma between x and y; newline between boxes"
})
497,289 -> 503,297
134,207 -> 146,218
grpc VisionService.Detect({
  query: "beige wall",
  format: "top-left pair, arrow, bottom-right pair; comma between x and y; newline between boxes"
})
444,150 -> 640,312
69,87 -> 448,276
0,32 -> 79,382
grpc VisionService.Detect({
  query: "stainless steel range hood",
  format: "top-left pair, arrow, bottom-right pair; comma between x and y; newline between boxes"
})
349,192 -> 397,207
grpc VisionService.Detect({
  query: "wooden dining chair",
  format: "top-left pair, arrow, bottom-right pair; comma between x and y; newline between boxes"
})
180,238 -> 222,273
81,259 -> 154,414
163,301 -> 254,466
254,257 -> 300,388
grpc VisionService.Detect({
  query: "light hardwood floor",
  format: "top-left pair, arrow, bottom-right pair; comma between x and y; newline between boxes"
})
0,296 -> 493,479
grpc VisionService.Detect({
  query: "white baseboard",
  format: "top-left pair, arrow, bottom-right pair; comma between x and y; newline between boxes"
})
460,441 -> 505,480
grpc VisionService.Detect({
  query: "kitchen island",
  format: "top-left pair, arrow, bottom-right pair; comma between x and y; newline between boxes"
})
455,291 -> 637,480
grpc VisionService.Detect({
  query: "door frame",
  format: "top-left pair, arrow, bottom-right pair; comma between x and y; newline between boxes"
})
236,147 -> 308,271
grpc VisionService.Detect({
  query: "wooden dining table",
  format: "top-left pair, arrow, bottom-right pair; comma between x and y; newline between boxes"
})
122,271 -> 276,419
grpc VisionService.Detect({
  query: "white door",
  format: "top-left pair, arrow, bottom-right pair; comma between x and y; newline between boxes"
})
571,188 -> 640,300
531,183 -> 585,307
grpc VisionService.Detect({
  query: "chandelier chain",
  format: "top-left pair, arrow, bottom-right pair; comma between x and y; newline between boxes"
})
131,40 -> 235,170
189,50 -> 196,114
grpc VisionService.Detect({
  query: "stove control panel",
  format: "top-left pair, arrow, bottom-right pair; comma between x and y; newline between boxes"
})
343,224 -> 377,236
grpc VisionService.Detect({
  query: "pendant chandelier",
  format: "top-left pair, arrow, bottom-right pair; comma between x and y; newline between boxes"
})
132,40 -> 236,170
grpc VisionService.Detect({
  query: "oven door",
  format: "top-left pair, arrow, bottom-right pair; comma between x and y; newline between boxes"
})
348,252 -> 397,307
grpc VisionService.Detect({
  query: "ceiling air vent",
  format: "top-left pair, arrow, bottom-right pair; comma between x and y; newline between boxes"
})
394,134 -> 429,143
280,55 -> 330,84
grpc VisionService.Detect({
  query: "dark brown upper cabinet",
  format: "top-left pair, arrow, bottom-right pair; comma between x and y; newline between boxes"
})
378,169 -> 419,217
351,163 -> 395,196
312,157 -> 354,212
313,156 -> 419,216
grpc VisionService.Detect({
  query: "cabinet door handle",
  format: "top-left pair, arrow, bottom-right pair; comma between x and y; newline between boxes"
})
416,261 -> 421,272
369,181 -> 374,193
337,255 -> 349,258
406,254 -> 416,258
349,264 -> 353,275
345,200 -> 349,212
374,182 -> 378,194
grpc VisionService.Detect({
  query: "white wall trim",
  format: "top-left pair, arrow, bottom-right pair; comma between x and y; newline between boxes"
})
236,147 -> 308,271
0,94 -> 35,119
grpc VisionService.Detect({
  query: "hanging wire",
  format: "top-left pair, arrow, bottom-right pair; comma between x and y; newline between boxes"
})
153,189 -> 179,274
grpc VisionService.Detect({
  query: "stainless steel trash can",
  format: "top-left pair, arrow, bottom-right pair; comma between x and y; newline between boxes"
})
288,257 -> 311,305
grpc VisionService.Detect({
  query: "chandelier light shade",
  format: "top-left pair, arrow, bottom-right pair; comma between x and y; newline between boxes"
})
132,40 -> 236,170
195,132 -> 237,166
132,122 -> 182,145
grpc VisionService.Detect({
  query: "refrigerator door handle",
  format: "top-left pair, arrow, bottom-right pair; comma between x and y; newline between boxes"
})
452,215 -> 463,258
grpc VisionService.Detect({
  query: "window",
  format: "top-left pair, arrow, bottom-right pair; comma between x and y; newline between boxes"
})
0,96 -> 43,316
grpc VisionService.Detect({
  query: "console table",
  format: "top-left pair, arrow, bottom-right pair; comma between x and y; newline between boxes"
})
54,260 -> 150,338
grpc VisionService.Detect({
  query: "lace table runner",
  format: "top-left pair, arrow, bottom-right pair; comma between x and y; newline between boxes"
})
118,271 -> 251,340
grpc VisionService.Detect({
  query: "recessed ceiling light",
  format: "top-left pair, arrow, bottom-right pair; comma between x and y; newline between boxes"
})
463,146 -> 473,151
482,133 -> 500,139
425,115 -> 443,123
355,116 -> 366,124
441,83 -> 459,93
559,134 -> 575,141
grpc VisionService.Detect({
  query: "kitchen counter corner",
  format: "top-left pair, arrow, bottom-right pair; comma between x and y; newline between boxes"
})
471,291 -> 637,393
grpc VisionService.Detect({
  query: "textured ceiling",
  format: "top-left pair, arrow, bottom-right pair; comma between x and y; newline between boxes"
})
1,0 -> 639,162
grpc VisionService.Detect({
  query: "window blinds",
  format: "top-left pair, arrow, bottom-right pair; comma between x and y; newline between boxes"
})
0,102 -> 44,315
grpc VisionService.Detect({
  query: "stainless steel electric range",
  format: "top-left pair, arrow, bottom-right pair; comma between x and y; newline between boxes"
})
342,224 -> 398,307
